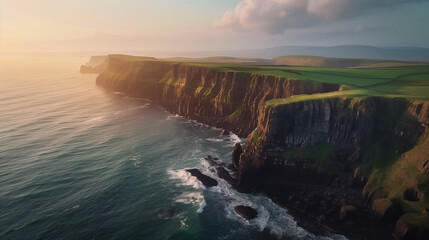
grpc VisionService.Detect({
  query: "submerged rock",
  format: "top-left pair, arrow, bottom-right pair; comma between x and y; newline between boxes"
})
204,155 -> 218,166
234,205 -> 258,220
157,208 -> 176,219
186,169 -> 218,187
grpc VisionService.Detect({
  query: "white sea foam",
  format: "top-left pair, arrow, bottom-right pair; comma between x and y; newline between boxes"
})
129,155 -> 142,168
197,200 -> 207,213
175,192 -> 204,205
180,218 -> 189,229
192,157 -> 327,240
205,137 -> 225,143
165,114 -> 181,120
229,133 -> 242,144
167,169 -> 205,190
114,103 -> 150,115
173,188 -> 206,213
131,103 -> 150,110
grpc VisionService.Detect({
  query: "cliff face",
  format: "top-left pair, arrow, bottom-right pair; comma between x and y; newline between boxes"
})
95,56 -> 339,135
239,98 -> 428,183
96,58 -> 173,99
238,97 -> 429,239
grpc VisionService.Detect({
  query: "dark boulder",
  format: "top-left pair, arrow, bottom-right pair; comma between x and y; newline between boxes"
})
221,129 -> 230,135
216,166 -> 237,186
186,169 -> 218,188
232,143 -> 243,168
157,208 -> 176,219
234,205 -> 258,220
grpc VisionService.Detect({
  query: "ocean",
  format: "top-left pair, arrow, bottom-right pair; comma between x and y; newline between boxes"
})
0,56 -> 343,240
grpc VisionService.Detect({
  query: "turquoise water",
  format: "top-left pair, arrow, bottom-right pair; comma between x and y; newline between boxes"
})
0,56 -> 341,240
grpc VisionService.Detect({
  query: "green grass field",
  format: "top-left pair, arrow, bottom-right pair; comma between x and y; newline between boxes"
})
189,63 -> 429,102
106,54 -> 429,102
169,58 -> 429,101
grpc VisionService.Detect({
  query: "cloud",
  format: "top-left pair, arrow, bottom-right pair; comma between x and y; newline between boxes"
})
214,0 -> 427,34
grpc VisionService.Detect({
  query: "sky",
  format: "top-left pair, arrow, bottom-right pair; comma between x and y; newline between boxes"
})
0,0 -> 429,53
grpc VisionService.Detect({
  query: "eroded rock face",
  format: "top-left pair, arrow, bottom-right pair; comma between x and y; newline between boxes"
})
238,98 -> 428,186
234,206 -> 258,220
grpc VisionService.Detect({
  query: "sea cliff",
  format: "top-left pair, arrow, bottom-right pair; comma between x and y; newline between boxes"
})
96,55 -> 339,136
84,55 -> 429,239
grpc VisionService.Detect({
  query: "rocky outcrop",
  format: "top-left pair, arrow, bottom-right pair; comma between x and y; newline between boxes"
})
186,169 -> 218,188
234,206 -> 258,220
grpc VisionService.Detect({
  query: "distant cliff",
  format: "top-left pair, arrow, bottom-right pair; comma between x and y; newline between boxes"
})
80,55 -> 108,74
83,55 -> 429,239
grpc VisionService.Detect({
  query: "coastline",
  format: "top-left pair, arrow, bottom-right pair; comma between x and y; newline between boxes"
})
86,55 -> 429,239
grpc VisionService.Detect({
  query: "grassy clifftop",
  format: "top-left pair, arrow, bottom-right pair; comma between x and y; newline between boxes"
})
97,54 -> 429,102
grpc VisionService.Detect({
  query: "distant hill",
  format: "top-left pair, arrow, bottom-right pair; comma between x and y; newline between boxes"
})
132,45 -> 429,62
82,54 -> 428,74
162,56 -> 271,65
272,56 -> 427,68
227,45 -> 429,62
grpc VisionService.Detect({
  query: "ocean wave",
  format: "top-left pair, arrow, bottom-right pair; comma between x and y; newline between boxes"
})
174,192 -> 204,205
197,200 -> 207,213
114,103 -> 150,115
167,169 -> 205,190
205,137 -> 225,143
229,133 -> 242,144
193,157 -> 336,240
173,188 -> 206,213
